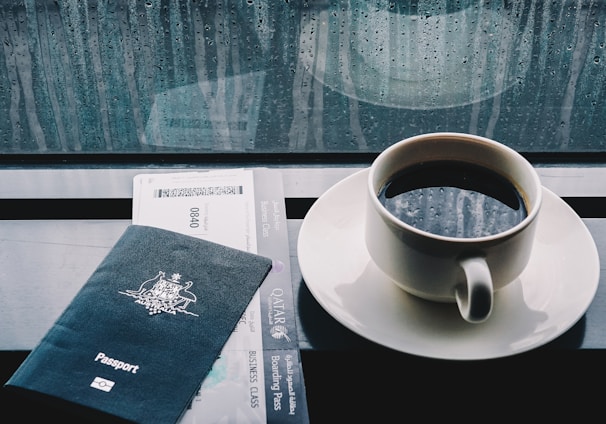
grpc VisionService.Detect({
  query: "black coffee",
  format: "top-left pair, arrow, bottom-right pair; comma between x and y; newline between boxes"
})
377,161 -> 528,238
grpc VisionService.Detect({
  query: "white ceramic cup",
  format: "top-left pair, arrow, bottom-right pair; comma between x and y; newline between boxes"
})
365,132 -> 542,323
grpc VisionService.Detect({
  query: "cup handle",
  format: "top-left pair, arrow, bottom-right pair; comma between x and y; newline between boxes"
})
455,257 -> 493,324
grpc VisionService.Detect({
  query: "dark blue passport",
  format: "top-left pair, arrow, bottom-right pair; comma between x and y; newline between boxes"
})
4,224 -> 273,423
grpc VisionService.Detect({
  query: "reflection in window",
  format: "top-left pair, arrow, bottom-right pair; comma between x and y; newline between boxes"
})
0,1 -> 604,154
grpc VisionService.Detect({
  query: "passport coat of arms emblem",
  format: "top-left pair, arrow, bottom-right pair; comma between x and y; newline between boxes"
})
119,271 -> 199,316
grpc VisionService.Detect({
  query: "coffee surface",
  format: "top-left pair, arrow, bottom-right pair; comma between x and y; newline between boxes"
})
378,161 -> 527,238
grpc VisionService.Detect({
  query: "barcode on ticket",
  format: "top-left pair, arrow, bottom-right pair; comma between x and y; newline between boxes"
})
153,185 -> 244,198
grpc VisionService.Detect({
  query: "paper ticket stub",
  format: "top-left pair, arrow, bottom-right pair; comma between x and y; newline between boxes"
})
133,169 -> 257,252
132,168 -> 308,424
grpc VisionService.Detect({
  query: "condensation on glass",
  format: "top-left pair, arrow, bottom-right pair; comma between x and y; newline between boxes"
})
0,0 -> 604,154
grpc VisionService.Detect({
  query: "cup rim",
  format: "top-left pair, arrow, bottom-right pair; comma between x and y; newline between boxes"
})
368,132 -> 543,243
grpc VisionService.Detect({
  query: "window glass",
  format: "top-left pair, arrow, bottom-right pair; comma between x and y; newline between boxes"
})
0,0 -> 604,154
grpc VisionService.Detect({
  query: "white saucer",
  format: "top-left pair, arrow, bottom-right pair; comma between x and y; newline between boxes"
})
297,169 -> 600,360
